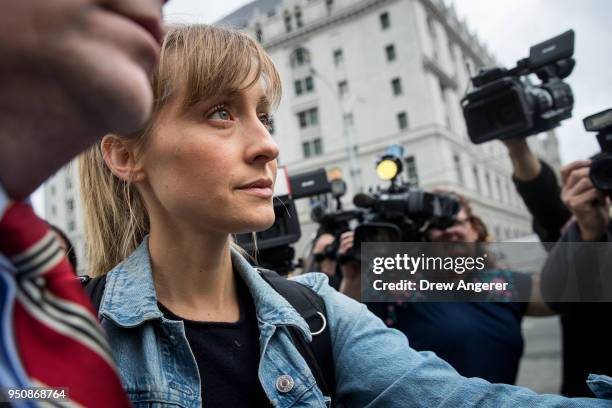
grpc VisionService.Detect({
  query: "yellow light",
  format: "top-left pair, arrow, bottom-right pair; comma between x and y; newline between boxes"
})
376,159 -> 399,180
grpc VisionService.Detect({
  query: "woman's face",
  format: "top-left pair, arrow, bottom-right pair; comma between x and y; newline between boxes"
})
427,208 -> 479,243
136,75 -> 279,236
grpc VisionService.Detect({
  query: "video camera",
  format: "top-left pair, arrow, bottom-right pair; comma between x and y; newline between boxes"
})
351,145 -> 460,260
584,108 -> 612,196
235,168 -> 332,274
462,30 -> 575,144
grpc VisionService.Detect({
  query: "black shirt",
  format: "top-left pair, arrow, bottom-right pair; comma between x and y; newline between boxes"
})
158,276 -> 271,407
514,159 -> 612,396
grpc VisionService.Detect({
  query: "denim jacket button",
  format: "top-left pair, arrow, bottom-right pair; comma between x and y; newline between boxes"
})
275,375 -> 294,393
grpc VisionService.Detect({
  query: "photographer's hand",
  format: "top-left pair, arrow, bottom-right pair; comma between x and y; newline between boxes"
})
311,233 -> 336,276
502,138 -> 542,181
561,160 -> 610,241
338,231 -> 361,300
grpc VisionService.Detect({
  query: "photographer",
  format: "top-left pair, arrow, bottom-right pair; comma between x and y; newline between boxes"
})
539,160 -> 612,397
502,136 -> 612,397
338,192 -> 553,385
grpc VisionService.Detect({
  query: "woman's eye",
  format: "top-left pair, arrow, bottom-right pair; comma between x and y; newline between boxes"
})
259,113 -> 274,131
208,108 -> 232,121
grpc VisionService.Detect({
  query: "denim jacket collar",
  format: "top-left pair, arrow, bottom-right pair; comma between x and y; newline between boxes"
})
100,236 -> 312,340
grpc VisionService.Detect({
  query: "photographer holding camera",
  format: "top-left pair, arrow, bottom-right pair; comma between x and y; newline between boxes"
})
337,192 -> 552,385
538,157 -> 612,397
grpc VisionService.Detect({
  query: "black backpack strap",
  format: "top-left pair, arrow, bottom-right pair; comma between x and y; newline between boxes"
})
79,275 -> 107,315
258,269 -> 336,405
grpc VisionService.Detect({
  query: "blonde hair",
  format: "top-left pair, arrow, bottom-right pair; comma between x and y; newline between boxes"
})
79,24 -> 282,276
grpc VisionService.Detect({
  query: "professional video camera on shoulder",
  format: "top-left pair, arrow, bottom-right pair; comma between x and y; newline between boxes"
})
462,29 -> 575,144
584,108 -> 612,196
309,170 -> 364,263
352,145 -> 460,259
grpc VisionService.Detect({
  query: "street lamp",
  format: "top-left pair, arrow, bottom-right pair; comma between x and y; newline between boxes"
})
310,67 -> 364,194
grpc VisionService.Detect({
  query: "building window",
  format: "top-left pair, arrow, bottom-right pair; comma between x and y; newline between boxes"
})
303,138 -> 323,158
291,47 -> 311,68
405,156 -> 419,187
333,49 -> 344,66
313,138 -> 323,155
50,185 -> 56,196
284,10 -> 292,33
67,219 -> 76,232
391,77 -> 402,96
385,44 -> 396,62
66,198 -> 74,212
496,175 -> 503,202
439,81 -> 451,129
295,77 -> 314,96
448,40 -> 456,62
297,108 -> 319,129
302,141 -> 311,158
380,12 -> 390,30
294,80 -> 303,96
51,205 -> 57,217
453,154 -> 464,185
397,111 -> 408,130
485,171 -> 492,197
65,177 -> 72,190
338,80 -> 349,98
326,0 -> 333,13
472,166 -> 481,194
295,6 -> 303,28
305,76 -> 314,92
427,16 -> 439,61
255,23 -> 263,43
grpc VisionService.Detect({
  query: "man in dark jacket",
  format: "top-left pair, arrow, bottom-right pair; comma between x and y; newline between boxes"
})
505,139 -> 612,397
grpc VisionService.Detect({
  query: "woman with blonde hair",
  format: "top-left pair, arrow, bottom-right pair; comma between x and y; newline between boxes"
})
79,24 -> 612,407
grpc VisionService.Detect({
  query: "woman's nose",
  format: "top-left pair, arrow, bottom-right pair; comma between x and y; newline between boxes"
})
244,118 -> 279,165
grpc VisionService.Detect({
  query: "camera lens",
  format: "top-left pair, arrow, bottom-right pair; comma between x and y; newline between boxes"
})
590,153 -> 612,194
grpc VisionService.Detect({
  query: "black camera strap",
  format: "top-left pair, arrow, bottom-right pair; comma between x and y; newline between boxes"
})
81,271 -> 337,406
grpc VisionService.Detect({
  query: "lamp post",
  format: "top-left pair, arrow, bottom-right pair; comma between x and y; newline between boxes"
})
310,67 -> 364,194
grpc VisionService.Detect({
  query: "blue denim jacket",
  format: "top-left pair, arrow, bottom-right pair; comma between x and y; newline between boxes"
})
99,237 -> 612,407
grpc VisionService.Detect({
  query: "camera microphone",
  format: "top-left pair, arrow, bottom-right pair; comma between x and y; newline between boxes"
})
354,193 -> 376,209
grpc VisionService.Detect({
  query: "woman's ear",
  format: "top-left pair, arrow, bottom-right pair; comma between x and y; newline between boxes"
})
100,134 -> 145,183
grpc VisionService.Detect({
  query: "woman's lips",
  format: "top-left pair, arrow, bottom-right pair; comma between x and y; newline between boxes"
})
237,186 -> 274,198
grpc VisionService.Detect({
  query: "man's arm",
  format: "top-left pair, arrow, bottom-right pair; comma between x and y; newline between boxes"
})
503,139 -> 572,243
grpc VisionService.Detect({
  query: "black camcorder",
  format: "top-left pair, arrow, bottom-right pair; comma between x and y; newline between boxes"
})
235,168 -> 332,274
584,108 -> 612,196
462,30 -> 575,144
351,145 -> 460,260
